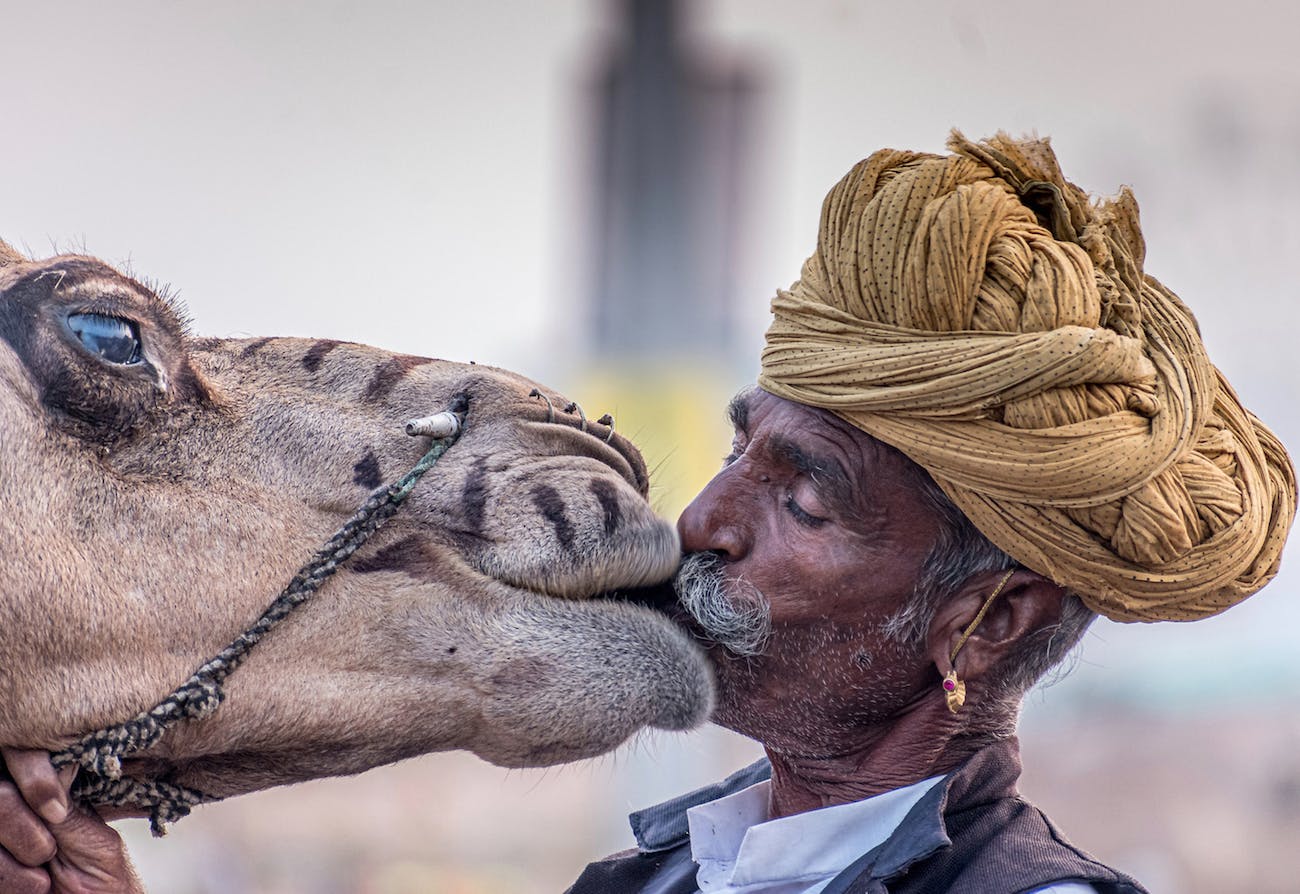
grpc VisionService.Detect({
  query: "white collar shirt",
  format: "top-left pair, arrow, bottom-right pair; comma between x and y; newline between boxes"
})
684,776 -> 1097,894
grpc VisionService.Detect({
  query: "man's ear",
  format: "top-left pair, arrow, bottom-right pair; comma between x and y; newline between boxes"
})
924,569 -> 1068,684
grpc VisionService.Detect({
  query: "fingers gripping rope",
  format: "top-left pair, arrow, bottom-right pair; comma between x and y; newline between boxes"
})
50,402 -> 465,836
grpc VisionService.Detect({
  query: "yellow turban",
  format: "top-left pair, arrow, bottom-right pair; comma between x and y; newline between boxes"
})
759,132 -> 1295,622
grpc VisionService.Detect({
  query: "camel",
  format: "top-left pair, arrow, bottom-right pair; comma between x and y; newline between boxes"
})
0,239 -> 713,829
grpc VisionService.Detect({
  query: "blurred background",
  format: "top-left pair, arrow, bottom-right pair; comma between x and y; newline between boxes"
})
3,0 -> 1299,891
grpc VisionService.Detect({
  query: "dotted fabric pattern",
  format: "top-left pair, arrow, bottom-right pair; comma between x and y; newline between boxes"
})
759,132 -> 1295,622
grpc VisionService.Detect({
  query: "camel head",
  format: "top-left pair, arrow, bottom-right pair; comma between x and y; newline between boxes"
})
0,241 -> 712,812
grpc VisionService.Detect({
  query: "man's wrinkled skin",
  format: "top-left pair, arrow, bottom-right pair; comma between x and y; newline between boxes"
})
0,390 -> 1073,890
673,390 -> 1069,818
0,749 -> 141,894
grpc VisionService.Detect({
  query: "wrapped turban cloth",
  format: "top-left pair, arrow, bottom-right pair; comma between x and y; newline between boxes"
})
759,132 -> 1295,623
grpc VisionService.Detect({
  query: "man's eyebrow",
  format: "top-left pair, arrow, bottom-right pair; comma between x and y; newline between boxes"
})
767,434 -> 857,516
726,390 -> 752,433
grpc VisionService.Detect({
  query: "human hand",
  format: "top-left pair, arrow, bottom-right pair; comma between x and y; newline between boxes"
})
0,748 -> 144,893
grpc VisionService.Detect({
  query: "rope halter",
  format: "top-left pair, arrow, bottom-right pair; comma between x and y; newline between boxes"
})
50,402 -> 466,836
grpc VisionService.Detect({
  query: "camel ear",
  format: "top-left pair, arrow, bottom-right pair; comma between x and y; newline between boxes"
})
0,238 -> 25,267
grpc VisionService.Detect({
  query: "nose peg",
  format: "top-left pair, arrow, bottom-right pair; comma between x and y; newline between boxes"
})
529,388 -> 557,423
532,391 -> 615,442
596,413 -> 615,442
563,401 -> 589,432
405,411 -> 461,439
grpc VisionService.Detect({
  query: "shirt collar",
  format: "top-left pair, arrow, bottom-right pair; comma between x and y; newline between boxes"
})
626,738 -> 1026,885
630,759 -> 773,853
685,775 -> 944,892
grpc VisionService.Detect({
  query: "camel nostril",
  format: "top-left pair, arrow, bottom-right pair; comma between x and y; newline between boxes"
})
563,402 -> 589,432
525,390 -> 647,494
529,388 -> 556,423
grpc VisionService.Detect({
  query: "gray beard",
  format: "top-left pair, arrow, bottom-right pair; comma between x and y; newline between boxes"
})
673,552 -> 772,657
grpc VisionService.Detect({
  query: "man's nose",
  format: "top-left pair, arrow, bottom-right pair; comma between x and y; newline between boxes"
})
677,470 -> 749,561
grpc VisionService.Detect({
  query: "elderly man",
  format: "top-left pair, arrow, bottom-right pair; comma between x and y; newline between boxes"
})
564,132 -> 1294,893
1,133 -> 1294,893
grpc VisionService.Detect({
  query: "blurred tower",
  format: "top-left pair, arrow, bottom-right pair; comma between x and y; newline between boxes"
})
579,0 -> 767,519
589,0 -> 759,363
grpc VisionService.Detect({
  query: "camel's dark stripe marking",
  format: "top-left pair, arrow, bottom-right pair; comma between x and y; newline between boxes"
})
589,479 -> 622,537
363,354 -> 433,402
462,457 -> 491,535
532,484 -> 576,551
302,339 -> 342,372
352,450 -> 383,490
239,337 -> 275,358
351,534 -> 437,575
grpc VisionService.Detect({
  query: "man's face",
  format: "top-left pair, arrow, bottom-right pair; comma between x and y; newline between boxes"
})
675,388 -> 945,756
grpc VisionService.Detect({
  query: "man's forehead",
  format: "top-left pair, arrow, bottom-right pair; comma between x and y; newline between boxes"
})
729,386 -> 929,480
729,386 -> 855,438
726,385 -> 759,431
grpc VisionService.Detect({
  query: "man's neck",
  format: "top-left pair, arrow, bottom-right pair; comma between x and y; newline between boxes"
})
762,704 -> 992,819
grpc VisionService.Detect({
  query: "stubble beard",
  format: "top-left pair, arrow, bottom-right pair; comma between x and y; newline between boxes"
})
672,552 -> 924,754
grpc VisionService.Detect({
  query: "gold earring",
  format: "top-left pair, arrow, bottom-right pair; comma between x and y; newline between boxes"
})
942,669 -> 965,713
942,569 -> 1016,715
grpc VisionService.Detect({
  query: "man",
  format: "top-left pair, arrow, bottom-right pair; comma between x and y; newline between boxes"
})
565,131 -> 1294,893
1,132 -> 1293,893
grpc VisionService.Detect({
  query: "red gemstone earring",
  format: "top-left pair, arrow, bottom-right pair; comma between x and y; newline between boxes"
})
942,670 -> 966,713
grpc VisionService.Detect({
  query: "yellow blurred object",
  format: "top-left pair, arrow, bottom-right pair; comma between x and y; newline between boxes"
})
574,365 -> 740,521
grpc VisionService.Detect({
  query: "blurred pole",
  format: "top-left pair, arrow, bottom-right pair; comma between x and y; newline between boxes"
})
577,0 -> 769,525
588,0 -> 760,365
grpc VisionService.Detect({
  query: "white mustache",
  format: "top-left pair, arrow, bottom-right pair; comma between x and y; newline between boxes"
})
673,553 -> 771,657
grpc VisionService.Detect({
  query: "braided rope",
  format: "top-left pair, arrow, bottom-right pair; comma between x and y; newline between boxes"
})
50,415 -> 462,836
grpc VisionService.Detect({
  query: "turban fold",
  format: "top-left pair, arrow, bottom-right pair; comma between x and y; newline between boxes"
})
758,132 -> 1295,622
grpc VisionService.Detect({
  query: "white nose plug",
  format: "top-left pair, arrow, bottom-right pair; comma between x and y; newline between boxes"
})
404,411 -> 461,439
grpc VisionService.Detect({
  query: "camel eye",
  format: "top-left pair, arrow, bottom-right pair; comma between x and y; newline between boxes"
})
67,313 -> 142,365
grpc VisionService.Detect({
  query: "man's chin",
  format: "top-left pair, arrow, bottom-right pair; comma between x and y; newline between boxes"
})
705,682 -> 768,741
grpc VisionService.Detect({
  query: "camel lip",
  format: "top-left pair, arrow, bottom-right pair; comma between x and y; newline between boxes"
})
600,581 -> 722,649
598,580 -> 688,620
597,580 -> 674,608
396,550 -> 678,605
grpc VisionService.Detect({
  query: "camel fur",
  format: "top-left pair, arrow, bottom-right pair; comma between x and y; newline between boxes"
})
0,242 -> 713,816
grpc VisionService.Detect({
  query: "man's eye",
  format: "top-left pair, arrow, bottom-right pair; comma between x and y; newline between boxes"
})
787,478 -> 829,527
785,494 -> 827,528
67,313 -> 143,365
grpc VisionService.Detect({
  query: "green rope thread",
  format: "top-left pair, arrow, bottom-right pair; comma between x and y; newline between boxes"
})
51,419 -> 462,836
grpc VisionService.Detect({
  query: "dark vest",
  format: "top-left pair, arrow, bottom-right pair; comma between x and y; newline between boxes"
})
565,739 -> 1147,894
